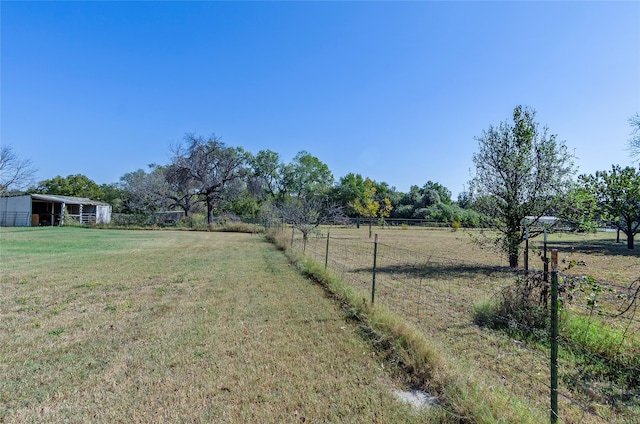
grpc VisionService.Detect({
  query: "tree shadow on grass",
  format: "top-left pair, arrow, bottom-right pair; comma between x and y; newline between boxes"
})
543,238 -> 639,258
353,261 -> 518,281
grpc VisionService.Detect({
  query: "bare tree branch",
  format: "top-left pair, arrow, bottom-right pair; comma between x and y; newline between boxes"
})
0,145 -> 37,194
629,113 -> 640,162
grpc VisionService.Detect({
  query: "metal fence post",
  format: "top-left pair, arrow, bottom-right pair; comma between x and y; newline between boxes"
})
524,227 -> 529,272
325,229 -> 330,270
371,234 -> 378,304
543,229 -> 548,282
550,249 -> 559,423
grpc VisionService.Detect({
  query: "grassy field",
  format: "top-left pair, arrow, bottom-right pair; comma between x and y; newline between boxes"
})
2,226 -> 638,423
296,226 -> 640,424
1,227 -> 454,423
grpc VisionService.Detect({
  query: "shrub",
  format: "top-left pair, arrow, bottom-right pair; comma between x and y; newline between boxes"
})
412,208 -> 430,219
473,272 -> 551,339
215,221 -> 263,234
394,204 -> 415,219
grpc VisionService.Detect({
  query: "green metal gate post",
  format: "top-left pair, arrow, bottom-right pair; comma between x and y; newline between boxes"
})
371,234 -> 378,304
524,227 -> 529,272
543,229 -> 549,282
325,229 -> 330,270
550,249 -> 559,423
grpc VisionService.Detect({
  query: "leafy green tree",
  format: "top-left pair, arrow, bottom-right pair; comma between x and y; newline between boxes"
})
393,182 -> 450,219
456,191 -> 473,209
275,151 -> 345,241
469,105 -> 575,267
421,189 -> 441,208
558,182 -> 599,233
351,177 -> 393,224
251,149 -> 334,209
580,165 -> 640,249
401,185 -> 422,205
372,181 -> 400,206
119,166 -> 170,213
332,173 -> 367,217
226,190 -> 260,219
250,149 -> 283,201
283,150 -> 334,200
426,203 -> 461,223
394,204 -> 415,219
33,174 -> 105,200
460,207 -> 487,228
99,183 -> 127,213
395,185 -> 421,218
421,181 -> 452,205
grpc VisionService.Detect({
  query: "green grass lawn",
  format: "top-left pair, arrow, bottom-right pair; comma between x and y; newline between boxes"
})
1,227 -> 445,423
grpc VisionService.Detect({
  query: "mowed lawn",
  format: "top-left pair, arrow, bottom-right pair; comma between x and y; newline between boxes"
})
0,228 -> 432,423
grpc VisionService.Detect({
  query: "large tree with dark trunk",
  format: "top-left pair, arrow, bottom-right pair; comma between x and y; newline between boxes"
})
174,134 -> 249,224
469,105 -> 575,267
580,165 -> 639,249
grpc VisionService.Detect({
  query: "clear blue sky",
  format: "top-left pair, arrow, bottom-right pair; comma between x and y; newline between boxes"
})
2,1 -> 639,198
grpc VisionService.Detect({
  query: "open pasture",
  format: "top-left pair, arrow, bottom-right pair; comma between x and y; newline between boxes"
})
297,226 -> 640,423
1,227 -> 445,423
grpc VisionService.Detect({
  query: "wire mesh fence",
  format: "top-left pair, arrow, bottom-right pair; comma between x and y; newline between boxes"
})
288,225 -> 639,423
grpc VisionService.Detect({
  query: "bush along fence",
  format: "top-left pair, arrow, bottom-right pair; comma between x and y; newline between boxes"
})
288,227 -> 639,423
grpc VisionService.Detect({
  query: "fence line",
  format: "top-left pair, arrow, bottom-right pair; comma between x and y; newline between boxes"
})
289,226 -> 639,423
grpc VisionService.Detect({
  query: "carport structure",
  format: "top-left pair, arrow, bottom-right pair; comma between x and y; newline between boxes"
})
0,194 -> 112,226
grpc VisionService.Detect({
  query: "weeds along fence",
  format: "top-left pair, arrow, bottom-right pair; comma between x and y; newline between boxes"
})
288,226 -> 639,423
110,213 -> 266,228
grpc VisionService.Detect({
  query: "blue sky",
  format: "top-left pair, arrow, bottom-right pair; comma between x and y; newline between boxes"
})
2,1 -> 639,198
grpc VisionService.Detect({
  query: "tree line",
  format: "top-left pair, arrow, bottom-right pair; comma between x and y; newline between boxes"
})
2,106 -> 638,265
23,139 -> 491,230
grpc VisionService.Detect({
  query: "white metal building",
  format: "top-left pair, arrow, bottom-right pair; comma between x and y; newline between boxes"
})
0,194 -> 112,227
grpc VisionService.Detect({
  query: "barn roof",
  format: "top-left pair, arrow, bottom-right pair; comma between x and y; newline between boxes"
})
29,194 -> 109,206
